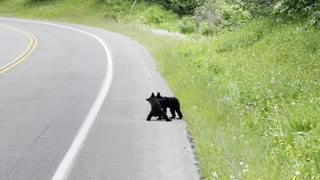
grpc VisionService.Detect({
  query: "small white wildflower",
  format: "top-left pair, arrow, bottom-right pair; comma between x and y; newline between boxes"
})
271,151 -> 275,155
240,161 -> 244,166
245,164 -> 249,169
243,169 -> 248,174
291,102 -> 296,106
271,77 -> 275,84
230,175 -> 236,179
274,106 -> 278,111
212,172 -> 218,179
295,171 -> 301,176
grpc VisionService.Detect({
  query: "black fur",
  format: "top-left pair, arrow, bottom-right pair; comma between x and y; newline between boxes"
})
146,93 -> 171,121
156,92 -> 183,119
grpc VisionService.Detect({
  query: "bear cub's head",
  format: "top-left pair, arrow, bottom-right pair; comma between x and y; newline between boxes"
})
146,92 -> 156,102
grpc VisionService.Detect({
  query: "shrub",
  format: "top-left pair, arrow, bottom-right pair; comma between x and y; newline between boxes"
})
194,0 -> 252,32
142,6 -> 166,24
272,0 -> 320,25
198,21 -> 216,36
148,0 -> 204,16
179,16 -> 196,34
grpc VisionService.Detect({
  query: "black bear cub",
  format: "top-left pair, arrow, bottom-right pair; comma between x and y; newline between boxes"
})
146,93 -> 171,121
156,92 -> 183,119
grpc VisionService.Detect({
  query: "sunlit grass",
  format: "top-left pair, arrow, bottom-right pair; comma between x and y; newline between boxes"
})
146,19 -> 320,179
167,21 -> 320,179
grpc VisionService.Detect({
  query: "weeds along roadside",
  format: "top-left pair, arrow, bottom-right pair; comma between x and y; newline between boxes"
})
1,0 -> 320,179
142,19 -> 320,179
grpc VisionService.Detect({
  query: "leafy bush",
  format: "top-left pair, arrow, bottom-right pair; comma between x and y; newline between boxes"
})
101,0 -> 129,22
194,0 -> 252,32
142,6 -> 167,24
240,0 -> 275,18
198,21 -> 216,36
148,0 -> 204,16
240,0 -> 320,25
272,0 -> 320,25
179,16 -> 196,34
195,0 -> 320,33
28,0 -> 49,2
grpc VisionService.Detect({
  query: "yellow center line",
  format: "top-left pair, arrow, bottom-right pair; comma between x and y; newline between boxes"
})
0,24 -> 38,74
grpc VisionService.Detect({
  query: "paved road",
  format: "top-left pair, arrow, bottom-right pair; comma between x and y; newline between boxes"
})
0,24 -> 31,68
0,18 -> 199,180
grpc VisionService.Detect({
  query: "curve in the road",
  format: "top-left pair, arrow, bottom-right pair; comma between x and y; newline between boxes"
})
0,24 -> 37,74
0,17 -> 200,180
0,18 -> 113,180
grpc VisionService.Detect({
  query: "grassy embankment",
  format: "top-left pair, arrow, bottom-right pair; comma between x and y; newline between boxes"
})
1,0 -> 320,179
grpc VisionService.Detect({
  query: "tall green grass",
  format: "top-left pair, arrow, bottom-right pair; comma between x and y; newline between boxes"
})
1,0 -> 320,179
152,20 -> 320,179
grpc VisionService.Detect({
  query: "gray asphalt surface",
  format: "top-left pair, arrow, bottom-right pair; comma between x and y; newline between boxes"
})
0,18 -> 199,180
0,25 -> 30,67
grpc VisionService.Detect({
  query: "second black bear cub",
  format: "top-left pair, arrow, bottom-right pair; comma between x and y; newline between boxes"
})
146,93 -> 171,121
156,92 -> 183,119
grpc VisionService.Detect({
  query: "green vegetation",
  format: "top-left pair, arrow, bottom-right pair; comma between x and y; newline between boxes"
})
159,20 -> 320,179
1,0 -> 320,179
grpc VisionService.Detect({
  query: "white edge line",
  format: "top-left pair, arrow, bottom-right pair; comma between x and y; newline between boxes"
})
0,18 -> 113,180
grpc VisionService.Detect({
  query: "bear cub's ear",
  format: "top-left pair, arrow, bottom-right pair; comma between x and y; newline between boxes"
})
156,92 -> 162,98
146,92 -> 155,101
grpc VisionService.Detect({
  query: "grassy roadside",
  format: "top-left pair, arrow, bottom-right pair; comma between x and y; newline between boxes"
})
161,21 -> 320,179
1,0 -> 320,179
